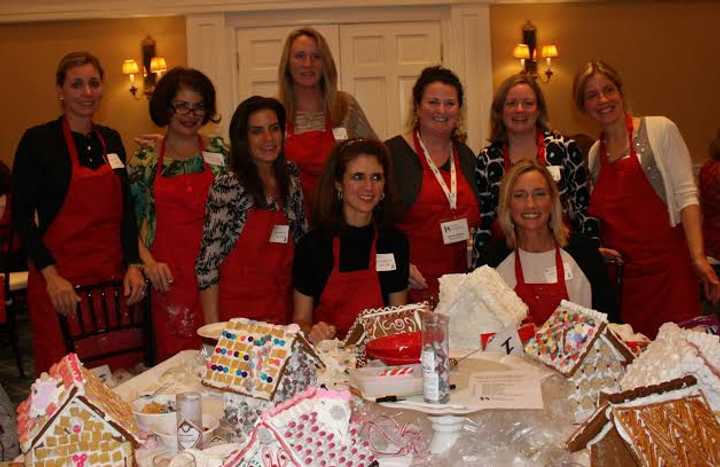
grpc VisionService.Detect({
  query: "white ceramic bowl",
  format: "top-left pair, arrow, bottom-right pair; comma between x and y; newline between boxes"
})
155,414 -> 220,453
132,394 -> 177,434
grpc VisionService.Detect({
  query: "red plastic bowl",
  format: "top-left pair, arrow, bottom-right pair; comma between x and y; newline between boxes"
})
365,332 -> 421,365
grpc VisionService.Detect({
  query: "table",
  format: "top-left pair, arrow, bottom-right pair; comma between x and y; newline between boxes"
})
117,350 -> 588,466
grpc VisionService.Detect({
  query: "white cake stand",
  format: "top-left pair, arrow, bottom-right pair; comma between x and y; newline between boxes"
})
379,353 -> 513,454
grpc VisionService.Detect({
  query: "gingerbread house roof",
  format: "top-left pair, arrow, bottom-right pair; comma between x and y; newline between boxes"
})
16,353 -> 141,453
437,266 -> 528,350
343,303 -> 424,365
621,322 -> 720,411
524,300 -> 634,377
566,376 -> 720,466
223,387 -> 376,467
202,318 -> 323,400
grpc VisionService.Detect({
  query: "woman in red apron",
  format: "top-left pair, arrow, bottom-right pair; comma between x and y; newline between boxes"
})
475,73 -> 598,254
128,68 -> 226,362
196,97 -> 307,326
293,139 -> 409,343
477,160 -> 616,326
278,28 -> 376,212
573,60 -> 719,338
386,66 -> 480,303
12,52 -> 145,374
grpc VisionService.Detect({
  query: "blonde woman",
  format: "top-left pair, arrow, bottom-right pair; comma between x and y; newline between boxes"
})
477,160 -> 615,326
278,27 -> 376,210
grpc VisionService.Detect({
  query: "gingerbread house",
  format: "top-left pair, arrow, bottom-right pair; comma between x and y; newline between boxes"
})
566,376 -> 720,467
524,300 -> 635,422
436,266 -> 528,350
16,353 -> 141,467
202,318 -> 324,436
343,303 -> 425,367
223,387 -> 376,467
621,322 -> 720,411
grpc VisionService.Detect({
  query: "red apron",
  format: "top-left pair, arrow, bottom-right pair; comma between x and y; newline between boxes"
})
150,138 -> 214,361
217,207 -> 294,324
397,141 -> 480,303
284,119 -> 336,213
514,246 -> 569,326
588,115 -> 699,338
27,117 -> 124,374
314,233 -> 384,339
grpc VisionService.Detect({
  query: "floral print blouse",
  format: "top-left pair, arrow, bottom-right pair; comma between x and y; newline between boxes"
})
128,136 -> 229,247
195,161 -> 308,289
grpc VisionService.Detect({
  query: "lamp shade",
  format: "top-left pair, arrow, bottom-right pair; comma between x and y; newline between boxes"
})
150,56 -> 167,73
541,45 -> 559,59
122,59 -> 140,75
512,44 -> 530,60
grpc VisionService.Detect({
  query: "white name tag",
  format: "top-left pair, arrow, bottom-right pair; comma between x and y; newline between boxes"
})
440,218 -> 470,245
484,326 -> 524,356
547,165 -> 562,182
332,127 -> 348,141
269,224 -> 289,244
202,151 -> 225,167
106,153 -> 124,169
544,262 -> 573,282
376,253 -> 397,272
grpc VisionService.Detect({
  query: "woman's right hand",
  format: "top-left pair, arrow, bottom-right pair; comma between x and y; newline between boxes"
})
144,260 -> 174,292
408,263 -> 428,290
308,321 -> 337,344
134,134 -> 163,150
42,266 -> 80,316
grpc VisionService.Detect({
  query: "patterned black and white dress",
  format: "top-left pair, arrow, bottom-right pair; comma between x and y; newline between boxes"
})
473,130 -> 599,259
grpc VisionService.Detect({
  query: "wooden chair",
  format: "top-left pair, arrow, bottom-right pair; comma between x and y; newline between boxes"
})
58,280 -> 154,370
0,222 -> 24,378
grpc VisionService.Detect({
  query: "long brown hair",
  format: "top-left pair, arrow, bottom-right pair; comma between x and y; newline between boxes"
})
277,28 -> 346,126
312,139 -> 398,233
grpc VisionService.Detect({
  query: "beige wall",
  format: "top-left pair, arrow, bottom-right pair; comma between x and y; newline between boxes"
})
2,2 -> 719,165
0,16 -> 186,166
490,1 -> 720,162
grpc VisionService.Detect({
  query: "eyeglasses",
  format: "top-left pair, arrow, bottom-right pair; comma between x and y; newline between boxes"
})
170,100 -> 207,116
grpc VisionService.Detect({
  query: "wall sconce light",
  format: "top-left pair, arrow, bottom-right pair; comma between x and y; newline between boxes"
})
512,21 -> 558,83
122,59 -> 140,97
122,36 -> 168,98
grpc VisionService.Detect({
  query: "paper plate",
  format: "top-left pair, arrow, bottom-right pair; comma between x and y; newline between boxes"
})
196,322 -> 228,342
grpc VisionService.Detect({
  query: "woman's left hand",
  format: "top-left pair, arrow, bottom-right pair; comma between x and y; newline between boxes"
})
692,257 -> 720,304
124,266 -> 147,305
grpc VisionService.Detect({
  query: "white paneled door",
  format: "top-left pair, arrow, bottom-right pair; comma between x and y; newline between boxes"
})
236,25 -> 340,100
236,21 -> 441,140
339,21 -> 441,140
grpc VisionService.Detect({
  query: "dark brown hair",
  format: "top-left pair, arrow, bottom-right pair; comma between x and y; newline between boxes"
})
710,129 -> 720,161
149,67 -> 220,127
406,66 -> 466,141
229,96 -> 290,208
312,139 -> 398,232
56,51 -> 104,86
490,73 -> 549,144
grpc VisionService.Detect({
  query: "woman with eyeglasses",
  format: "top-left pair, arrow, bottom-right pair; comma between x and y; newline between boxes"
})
293,139 -> 408,344
279,28 -> 377,212
573,60 -> 719,338
474,74 -> 598,255
12,52 -> 145,374
128,67 -> 228,361
196,96 -> 307,325
385,66 -> 480,303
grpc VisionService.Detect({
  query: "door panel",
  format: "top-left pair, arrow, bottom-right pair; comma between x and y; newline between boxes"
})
339,21 -> 442,139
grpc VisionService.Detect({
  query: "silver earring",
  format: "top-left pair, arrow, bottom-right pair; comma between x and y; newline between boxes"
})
337,191 -> 343,200
380,193 -> 385,200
